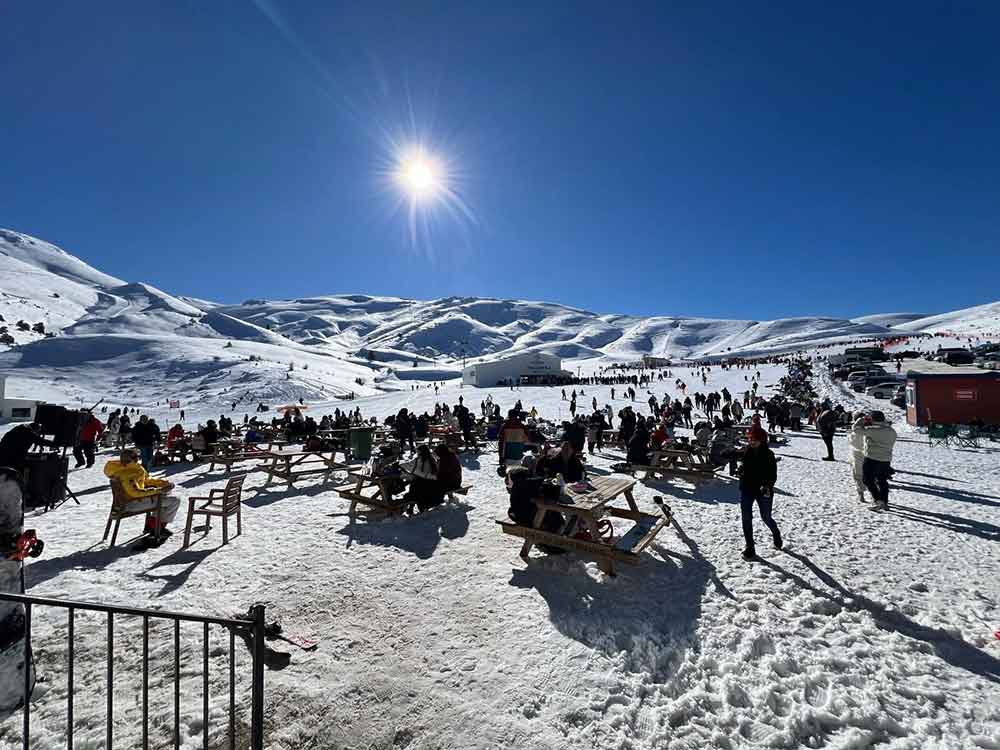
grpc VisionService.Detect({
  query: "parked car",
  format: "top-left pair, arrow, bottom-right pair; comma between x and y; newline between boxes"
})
865,382 -> 900,399
977,353 -> 1000,370
890,391 -> 906,408
941,351 -> 975,366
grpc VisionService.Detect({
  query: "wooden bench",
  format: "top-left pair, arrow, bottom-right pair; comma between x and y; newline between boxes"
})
337,474 -> 407,516
446,484 -> 473,502
104,479 -> 164,546
200,443 -> 267,473
496,503 -> 670,576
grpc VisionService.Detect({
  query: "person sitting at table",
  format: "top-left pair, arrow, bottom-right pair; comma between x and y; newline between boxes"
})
560,419 -> 586,456
403,444 -> 444,512
103,448 -> 180,546
304,416 -> 318,436
504,467 -> 566,554
498,410 -> 528,466
197,420 -> 219,455
626,421 -> 651,466
650,422 -> 670,450
395,409 -> 416,453
415,413 -> 430,439
434,444 -> 462,495
165,423 -> 190,460
537,441 -> 584,483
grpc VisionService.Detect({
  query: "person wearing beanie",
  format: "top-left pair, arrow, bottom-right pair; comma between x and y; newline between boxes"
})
739,427 -> 781,560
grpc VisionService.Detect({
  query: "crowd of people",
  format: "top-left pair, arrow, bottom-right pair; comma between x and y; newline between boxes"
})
0,351 -> 914,557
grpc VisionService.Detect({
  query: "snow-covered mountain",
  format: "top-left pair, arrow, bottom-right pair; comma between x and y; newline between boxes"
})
1,227 -> 998,410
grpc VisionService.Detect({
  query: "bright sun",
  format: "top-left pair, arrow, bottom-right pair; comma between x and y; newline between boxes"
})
396,149 -> 442,200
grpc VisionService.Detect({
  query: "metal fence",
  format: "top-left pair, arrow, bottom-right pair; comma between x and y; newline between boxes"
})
0,592 -> 265,749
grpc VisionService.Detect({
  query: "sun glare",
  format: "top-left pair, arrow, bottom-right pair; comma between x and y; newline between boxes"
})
396,149 -> 442,200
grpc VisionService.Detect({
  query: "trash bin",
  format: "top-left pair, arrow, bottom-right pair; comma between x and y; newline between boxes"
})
348,427 -> 375,461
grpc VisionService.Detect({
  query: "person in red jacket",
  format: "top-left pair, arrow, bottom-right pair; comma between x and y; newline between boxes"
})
73,411 -> 104,468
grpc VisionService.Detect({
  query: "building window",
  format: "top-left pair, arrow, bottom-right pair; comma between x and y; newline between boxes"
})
11,407 -> 32,419
905,384 -> 916,407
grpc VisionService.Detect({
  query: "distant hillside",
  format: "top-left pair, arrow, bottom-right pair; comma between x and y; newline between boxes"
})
1,226 -> 998,410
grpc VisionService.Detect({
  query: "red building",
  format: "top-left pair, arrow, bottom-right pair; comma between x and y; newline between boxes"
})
905,362 -> 1000,426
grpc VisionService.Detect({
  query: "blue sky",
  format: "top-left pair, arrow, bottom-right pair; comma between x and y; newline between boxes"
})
3,1 -> 999,320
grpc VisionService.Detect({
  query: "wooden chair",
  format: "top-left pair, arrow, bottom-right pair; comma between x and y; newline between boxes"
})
104,479 -> 164,546
183,475 -> 246,548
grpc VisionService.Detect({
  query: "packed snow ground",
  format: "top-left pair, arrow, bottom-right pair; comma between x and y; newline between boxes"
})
1,364 -> 999,750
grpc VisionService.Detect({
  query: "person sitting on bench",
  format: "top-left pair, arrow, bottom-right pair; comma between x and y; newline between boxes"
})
103,448 -> 180,543
504,467 -> 566,554
434,444 -> 462,495
196,420 -> 220,453
403,444 -> 444,513
498,410 -> 528,465
626,422 -> 651,466
166,423 -> 191,460
536,441 -> 584,483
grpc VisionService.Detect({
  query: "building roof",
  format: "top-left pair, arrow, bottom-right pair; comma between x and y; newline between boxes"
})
904,360 -> 998,378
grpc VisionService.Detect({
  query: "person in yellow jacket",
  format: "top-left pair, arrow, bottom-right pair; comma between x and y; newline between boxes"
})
104,449 -> 180,540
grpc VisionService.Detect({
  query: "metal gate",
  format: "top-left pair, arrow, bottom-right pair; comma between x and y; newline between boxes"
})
0,592 -> 265,749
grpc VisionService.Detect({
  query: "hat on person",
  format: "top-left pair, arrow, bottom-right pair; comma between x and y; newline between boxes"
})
748,426 -> 767,443
870,411 -> 885,422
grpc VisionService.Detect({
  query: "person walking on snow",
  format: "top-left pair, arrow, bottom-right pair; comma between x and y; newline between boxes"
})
816,407 -> 838,461
847,415 -> 869,502
739,426 -> 782,560
857,411 -> 897,511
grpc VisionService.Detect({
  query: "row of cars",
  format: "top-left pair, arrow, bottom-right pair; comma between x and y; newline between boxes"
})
831,363 -> 906,407
922,344 -> 1000,368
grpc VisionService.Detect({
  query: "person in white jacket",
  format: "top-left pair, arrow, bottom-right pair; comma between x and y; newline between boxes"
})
847,416 -> 870,502
856,411 -> 897,510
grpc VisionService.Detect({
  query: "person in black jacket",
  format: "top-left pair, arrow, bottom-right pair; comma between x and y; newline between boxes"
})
739,426 -> 782,560
505,467 -> 565,554
626,422 -> 650,466
538,442 -> 584,483
816,408 -> 837,461
131,415 -> 159,471
0,422 -> 55,476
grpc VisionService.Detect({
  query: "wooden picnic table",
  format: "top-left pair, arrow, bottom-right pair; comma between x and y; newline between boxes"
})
337,469 -> 473,517
497,475 -> 672,576
258,448 -> 361,489
631,448 -> 722,480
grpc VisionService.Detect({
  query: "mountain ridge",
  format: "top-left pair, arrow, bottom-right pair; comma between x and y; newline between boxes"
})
2,227 -> 998,410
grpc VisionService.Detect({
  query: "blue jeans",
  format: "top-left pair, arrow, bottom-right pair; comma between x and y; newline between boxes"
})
138,446 -> 155,471
740,490 -> 781,553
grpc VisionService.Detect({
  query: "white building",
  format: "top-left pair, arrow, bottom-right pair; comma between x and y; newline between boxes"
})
462,352 -> 568,387
0,376 -> 40,422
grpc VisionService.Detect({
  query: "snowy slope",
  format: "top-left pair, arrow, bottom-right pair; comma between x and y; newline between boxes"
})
2,226 -> 1000,413
2,369 -> 998,749
851,312 -> 933,328
892,301 -> 1000,335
